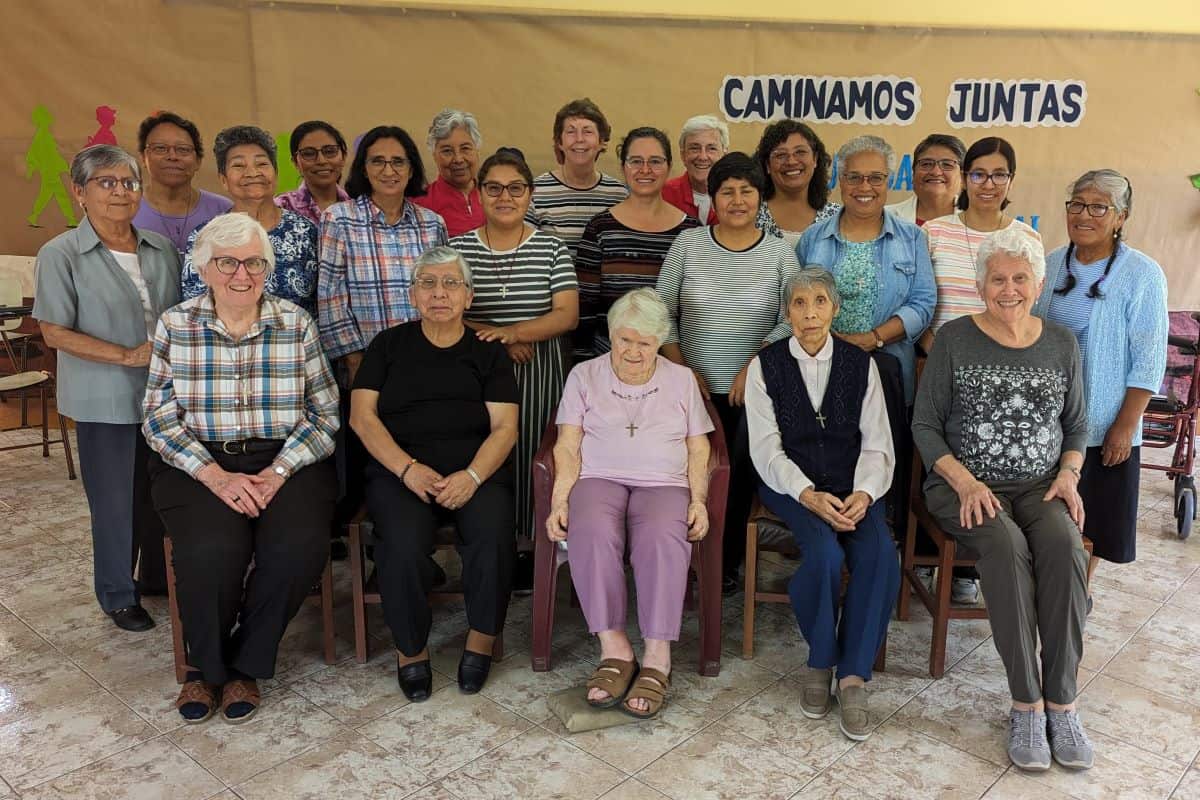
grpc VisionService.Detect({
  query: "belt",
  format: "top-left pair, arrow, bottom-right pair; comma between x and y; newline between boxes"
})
202,438 -> 285,456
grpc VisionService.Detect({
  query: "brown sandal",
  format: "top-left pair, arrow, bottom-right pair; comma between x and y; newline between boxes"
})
175,680 -> 217,724
220,679 -> 261,724
622,667 -> 670,720
585,658 -> 639,708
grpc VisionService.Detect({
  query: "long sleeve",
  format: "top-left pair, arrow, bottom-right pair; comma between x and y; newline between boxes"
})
1124,262 -> 1169,393
911,331 -> 955,469
273,315 -> 340,474
894,227 -> 937,342
765,247 -> 802,344
574,217 -> 603,356
746,356 -> 814,499
656,236 -> 686,346
1060,335 -> 1089,455
141,319 -> 215,478
316,213 -> 363,359
853,359 -> 895,502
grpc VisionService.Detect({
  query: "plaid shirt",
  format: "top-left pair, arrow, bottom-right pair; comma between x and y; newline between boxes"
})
143,292 -> 340,478
275,183 -> 351,226
317,196 -> 448,359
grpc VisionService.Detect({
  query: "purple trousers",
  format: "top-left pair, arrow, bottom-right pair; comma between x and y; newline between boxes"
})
566,478 -> 692,641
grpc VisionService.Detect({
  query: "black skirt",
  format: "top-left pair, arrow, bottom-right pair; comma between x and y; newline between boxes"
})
1078,446 -> 1140,564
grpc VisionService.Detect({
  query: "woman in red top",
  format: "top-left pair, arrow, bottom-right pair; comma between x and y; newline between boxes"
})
413,109 -> 484,236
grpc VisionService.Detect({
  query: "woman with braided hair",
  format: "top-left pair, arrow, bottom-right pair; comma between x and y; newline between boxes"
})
1033,169 -> 1168,605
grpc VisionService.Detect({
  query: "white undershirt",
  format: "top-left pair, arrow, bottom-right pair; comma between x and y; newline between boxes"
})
108,249 -> 156,337
746,336 -> 894,502
692,190 -> 712,225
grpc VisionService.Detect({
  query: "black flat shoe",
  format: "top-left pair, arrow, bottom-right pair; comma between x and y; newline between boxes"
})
458,650 -> 493,694
398,660 -> 433,702
108,605 -> 155,632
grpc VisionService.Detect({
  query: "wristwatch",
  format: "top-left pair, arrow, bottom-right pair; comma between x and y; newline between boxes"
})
872,330 -> 886,350
273,465 -> 288,479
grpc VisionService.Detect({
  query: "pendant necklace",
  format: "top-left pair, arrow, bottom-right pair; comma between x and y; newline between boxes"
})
152,187 -> 197,251
483,224 -> 520,299
610,368 -> 659,438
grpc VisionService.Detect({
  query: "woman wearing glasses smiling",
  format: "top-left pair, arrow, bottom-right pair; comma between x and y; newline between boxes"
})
275,120 -> 350,226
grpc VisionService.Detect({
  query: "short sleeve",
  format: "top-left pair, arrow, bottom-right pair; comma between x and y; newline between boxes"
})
549,238 -> 578,293
352,328 -> 391,391
483,342 -> 519,403
32,242 -> 78,329
556,366 -> 587,426
683,370 -> 715,436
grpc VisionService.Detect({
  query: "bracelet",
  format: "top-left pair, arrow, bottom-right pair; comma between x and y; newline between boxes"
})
399,458 -> 418,482
1061,465 -> 1081,478
466,467 -> 482,487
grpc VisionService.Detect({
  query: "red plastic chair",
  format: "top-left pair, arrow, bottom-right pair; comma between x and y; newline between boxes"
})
530,398 -> 730,676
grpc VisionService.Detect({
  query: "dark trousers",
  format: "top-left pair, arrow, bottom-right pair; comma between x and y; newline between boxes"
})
760,485 -> 899,681
75,422 -> 165,612
333,369 -> 368,533
150,446 -> 336,685
365,462 -> 515,657
711,393 -> 754,578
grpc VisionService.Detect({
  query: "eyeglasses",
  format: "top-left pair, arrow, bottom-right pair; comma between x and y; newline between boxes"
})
769,147 -> 813,164
966,170 -> 1012,186
684,143 -> 723,156
297,145 -> 342,162
840,172 -> 888,187
915,158 -> 960,172
1065,200 -> 1117,218
211,256 -> 269,276
146,143 -> 196,158
368,157 -> 409,173
413,276 -> 468,290
481,181 -> 529,198
625,157 -> 669,171
87,176 -> 141,192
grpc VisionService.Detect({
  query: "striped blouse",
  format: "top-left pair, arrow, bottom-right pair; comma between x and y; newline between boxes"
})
575,210 -> 701,355
924,214 -> 1040,335
656,227 -> 800,394
448,228 -> 578,325
525,172 -> 628,258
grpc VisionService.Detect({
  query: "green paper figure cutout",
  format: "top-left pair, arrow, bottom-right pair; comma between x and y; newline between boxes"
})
275,132 -> 302,192
1191,174 -> 1200,190
25,105 -> 78,227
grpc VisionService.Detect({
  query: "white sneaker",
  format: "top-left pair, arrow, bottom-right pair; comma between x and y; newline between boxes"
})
952,577 -> 979,604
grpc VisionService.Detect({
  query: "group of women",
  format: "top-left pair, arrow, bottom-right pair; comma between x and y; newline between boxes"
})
31,100 -> 1168,767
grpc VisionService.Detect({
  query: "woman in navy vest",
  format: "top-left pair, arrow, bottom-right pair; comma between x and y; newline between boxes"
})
745,266 -> 898,743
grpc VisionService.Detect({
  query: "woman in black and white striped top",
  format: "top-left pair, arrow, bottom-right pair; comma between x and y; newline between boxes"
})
656,151 -> 800,591
450,149 -> 579,557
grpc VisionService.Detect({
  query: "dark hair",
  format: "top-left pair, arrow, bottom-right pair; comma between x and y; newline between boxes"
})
617,126 -> 672,166
753,119 -> 831,207
212,125 -> 277,174
913,133 -> 967,163
957,136 -> 1016,210
706,151 -> 766,198
478,147 -> 534,188
344,126 -> 427,200
137,111 -> 203,158
288,120 -> 347,160
551,98 -> 612,164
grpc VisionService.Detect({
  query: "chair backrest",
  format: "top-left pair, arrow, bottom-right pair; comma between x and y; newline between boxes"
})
0,276 -> 24,333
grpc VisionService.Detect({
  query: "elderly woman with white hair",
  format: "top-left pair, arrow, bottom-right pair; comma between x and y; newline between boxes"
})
548,288 -> 713,719
745,267 -> 897,742
661,114 -> 729,224
142,213 -> 340,724
413,109 -> 484,236
913,226 -> 1093,772
350,246 -> 519,702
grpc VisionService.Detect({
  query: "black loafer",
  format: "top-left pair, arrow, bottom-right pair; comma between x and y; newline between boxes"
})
458,650 -> 493,694
108,605 -> 155,632
398,660 -> 433,702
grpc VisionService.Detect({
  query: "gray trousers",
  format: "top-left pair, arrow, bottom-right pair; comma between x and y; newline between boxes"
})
925,474 -> 1088,704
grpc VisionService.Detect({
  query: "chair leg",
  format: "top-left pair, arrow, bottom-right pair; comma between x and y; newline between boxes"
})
492,632 -> 505,662
164,537 -> 189,684
321,556 -> 336,665
40,387 -> 49,457
348,522 -> 369,664
697,537 -> 722,676
742,521 -> 759,661
57,408 -> 76,480
929,541 -> 955,679
898,508 -> 918,622
530,531 -> 558,672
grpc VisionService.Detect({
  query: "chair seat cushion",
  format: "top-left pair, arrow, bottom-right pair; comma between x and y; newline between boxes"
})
0,371 -> 49,392
754,516 -> 799,555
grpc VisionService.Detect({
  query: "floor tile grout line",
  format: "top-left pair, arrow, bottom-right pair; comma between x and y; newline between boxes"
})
15,728 -> 172,796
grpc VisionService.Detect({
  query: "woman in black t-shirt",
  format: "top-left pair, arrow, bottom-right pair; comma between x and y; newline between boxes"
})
351,246 -> 519,702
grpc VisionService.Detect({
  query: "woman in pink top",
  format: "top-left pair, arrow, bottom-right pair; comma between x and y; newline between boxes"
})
548,288 -> 713,719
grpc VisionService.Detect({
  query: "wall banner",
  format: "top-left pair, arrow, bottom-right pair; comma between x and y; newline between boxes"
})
719,74 -> 922,125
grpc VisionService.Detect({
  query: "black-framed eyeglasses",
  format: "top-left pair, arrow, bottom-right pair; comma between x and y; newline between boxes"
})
1065,200 -> 1117,218
87,176 -> 141,192
368,157 -> 409,173
624,156 -> 669,171
211,256 -> 269,276
413,276 -> 468,290
146,143 -> 196,158
840,172 -> 888,187
915,158 -> 960,172
481,181 -> 530,198
966,170 -> 1012,186
297,145 -> 342,162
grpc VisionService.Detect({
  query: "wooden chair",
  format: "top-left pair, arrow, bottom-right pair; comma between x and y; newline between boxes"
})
530,398 -> 731,677
347,512 -> 505,664
742,498 -> 888,672
0,370 -> 76,480
164,536 -> 336,684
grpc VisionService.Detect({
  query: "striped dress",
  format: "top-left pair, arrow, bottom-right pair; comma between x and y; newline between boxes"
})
575,210 -> 701,356
924,214 -> 1040,335
450,228 -> 578,539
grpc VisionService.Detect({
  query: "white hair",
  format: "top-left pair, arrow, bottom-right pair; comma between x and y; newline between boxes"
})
413,245 -> 473,289
976,226 -> 1046,284
678,115 -> 730,152
192,213 -> 275,283
785,267 -> 841,310
835,135 -> 897,176
607,288 -> 671,346
426,109 -> 482,151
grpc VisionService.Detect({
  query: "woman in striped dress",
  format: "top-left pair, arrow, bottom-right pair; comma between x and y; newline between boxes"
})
575,126 -> 701,358
451,149 -> 580,579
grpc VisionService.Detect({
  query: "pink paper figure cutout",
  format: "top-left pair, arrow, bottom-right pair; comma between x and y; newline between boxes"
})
25,105 -> 78,228
87,105 -> 118,146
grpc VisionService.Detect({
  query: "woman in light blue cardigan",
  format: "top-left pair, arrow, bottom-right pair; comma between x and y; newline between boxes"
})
1033,169 -> 1168,598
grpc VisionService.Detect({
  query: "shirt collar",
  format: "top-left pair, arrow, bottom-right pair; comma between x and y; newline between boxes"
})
76,215 -> 170,254
362,195 -> 416,226
789,334 -> 834,363
187,290 -> 284,338
825,208 -> 899,244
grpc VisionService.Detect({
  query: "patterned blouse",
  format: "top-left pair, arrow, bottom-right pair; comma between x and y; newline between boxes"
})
831,240 -> 879,335
756,201 -> 841,245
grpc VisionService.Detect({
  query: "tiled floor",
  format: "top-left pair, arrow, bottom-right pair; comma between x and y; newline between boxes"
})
2,427 -> 1199,799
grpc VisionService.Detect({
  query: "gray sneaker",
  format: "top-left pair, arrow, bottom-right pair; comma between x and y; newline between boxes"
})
952,577 -> 979,604
837,684 -> 871,741
799,667 -> 832,719
1046,709 -> 1095,769
914,566 -> 934,592
1008,709 -> 1051,771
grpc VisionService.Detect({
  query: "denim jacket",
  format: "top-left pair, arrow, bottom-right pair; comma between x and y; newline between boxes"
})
796,211 -> 936,403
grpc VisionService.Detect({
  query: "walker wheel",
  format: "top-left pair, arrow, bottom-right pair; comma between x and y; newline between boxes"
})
1176,488 -> 1194,540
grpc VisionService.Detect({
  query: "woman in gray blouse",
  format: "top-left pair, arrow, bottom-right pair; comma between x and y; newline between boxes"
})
33,144 -> 181,632
912,226 -> 1093,773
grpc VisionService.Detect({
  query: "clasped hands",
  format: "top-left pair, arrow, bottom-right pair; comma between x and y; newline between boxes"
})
799,488 -> 871,532
402,461 -> 478,509
198,463 -> 286,518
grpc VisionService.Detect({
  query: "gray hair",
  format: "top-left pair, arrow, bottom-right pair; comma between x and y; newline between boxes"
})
607,288 -> 671,346
678,115 -> 730,152
785,266 -> 842,310
1068,169 -> 1133,217
70,144 -> 140,188
976,226 -> 1046,284
835,135 -> 897,177
412,245 -> 473,289
213,125 -> 277,175
426,109 -> 483,151
192,213 -> 276,283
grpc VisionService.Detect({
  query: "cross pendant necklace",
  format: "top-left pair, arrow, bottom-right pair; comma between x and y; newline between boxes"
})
814,409 -> 827,429
626,422 -> 638,438
610,384 -> 659,439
